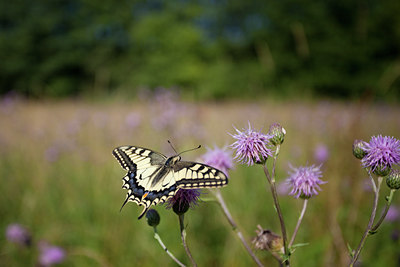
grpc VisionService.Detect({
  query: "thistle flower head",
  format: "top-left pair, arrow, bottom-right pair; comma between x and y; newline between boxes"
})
286,164 -> 326,199
166,189 -> 201,215
230,123 -> 273,166
201,146 -> 233,175
362,135 -> 400,176
6,224 -> 31,247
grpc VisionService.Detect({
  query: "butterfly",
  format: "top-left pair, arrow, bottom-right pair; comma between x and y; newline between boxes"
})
112,145 -> 228,219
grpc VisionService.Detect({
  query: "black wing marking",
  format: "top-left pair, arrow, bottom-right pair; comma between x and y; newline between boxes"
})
121,171 -> 179,219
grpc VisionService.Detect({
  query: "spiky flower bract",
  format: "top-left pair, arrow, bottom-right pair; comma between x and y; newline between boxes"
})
268,123 -> 286,146
286,164 -> 326,199
353,139 -> 368,159
386,169 -> 400,190
166,189 -> 201,215
201,146 -> 233,175
362,135 -> 400,176
230,123 -> 273,166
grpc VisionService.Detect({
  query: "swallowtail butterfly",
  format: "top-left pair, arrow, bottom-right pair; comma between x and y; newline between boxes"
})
112,145 -> 228,219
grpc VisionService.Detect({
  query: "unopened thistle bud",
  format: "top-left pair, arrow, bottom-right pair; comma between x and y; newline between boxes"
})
268,123 -> 286,146
386,170 -> 400,190
353,139 -> 367,159
146,209 -> 160,227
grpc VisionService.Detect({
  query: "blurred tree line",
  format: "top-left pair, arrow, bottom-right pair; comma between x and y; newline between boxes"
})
1,0 -> 399,100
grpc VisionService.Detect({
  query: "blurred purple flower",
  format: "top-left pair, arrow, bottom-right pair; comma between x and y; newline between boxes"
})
286,164 -> 326,199
151,88 -> 181,131
38,242 -> 66,266
230,123 -> 273,166
166,189 -> 201,215
362,135 -> 400,173
276,181 -> 290,195
201,146 -> 233,175
45,146 -> 60,162
6,224 -> 31,247
125,112 -> 141,130
386,206 -> 400,222
314,144 -> 329,163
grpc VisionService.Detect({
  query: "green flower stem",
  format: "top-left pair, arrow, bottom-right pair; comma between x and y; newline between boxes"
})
370,189 -> 396,232
349,176 -> 383,267
289,199 -> 308,247
214,189 -> 264,267
263,164 -> 290,266
153,227 -> 186,267
178,214 -> 197,267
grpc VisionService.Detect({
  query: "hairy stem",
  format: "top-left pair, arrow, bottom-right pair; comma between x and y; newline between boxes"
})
349,176 -> 383,266
263,164 -> 289,266
153,227 -> 186,267
178,214 -> 197,267
289,199 -> 308,247
214,189 -> 264,267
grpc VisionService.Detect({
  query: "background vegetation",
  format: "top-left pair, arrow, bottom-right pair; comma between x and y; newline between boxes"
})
1,93 -> 400,266
1,0 -> 400,100
2,0 -> 400,266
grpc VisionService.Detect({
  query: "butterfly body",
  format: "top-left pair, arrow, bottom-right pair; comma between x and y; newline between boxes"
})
112,145 -> 228,219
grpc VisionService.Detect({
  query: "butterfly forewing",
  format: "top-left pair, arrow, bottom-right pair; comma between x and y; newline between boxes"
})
113,145 -> 228,219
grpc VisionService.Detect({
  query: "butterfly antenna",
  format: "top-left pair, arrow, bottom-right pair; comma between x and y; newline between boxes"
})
167,140 -> 179,154
178,145 -> 202,156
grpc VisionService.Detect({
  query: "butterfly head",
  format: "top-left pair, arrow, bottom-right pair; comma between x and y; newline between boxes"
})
165,155 -> 181,167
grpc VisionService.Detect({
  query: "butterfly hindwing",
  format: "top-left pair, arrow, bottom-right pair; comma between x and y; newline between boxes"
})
173,161 -> 228,189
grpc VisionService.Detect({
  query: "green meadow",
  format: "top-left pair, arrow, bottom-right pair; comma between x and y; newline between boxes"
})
1,97 -> 400,266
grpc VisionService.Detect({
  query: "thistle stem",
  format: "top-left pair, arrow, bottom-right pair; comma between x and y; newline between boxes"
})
370,189 -> 396,232
289,199 -> 308,247
153,227 -> 186,267
178,214 -> 197,267
349,176 -> 383,266
263,164 -> 289,266
213,189 -> 264,267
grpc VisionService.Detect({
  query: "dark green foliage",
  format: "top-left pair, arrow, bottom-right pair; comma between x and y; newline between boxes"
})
1,0 -> 400,99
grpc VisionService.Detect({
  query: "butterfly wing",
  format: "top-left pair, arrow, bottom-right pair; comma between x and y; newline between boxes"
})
113,146 -> 179,219
172,161 -> 228,189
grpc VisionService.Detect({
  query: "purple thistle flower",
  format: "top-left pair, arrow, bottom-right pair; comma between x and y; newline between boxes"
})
38,242 -> 66,266
5,224 -> 31,247
166,189 -> 201,215
201,146 -> 233,175
362,135 -> 400,175
286,164 -> 326,199
230,123 -> 273,166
